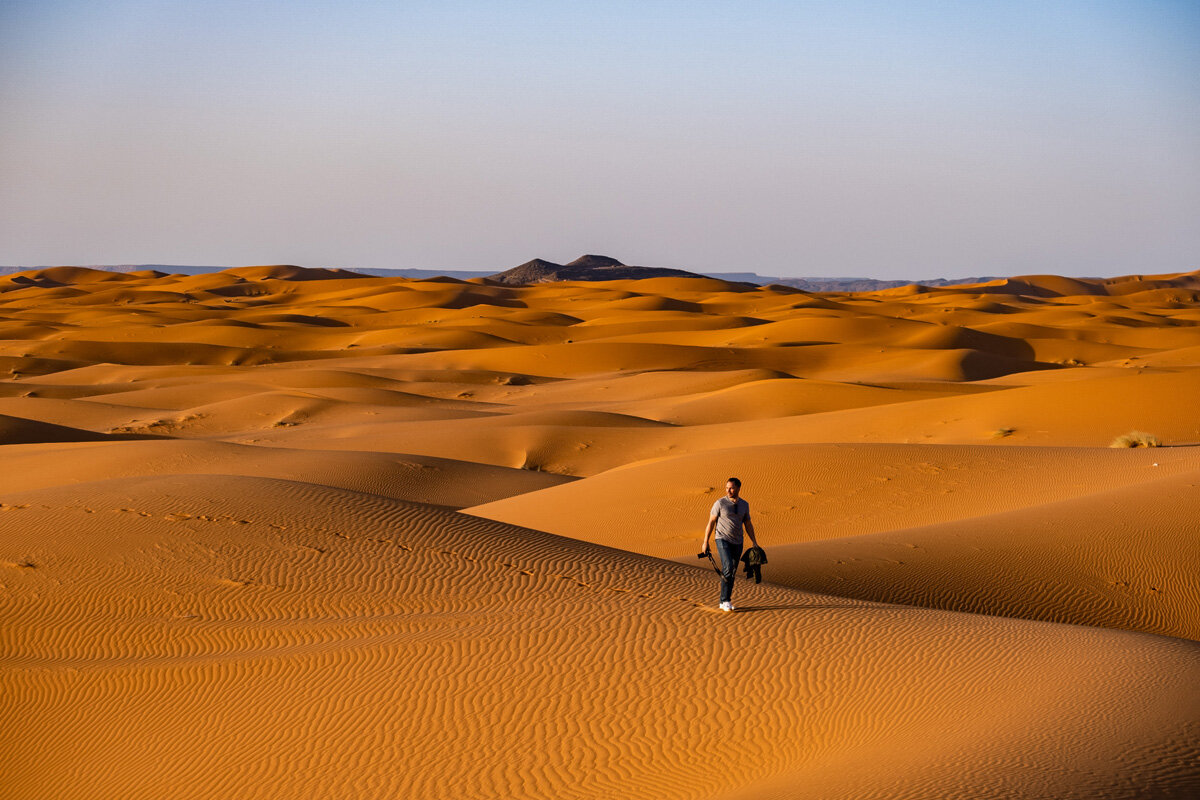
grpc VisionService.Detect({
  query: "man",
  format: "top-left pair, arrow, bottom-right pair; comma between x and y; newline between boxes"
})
700,477 -> 759,611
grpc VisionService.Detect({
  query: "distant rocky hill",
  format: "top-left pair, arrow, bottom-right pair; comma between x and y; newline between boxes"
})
488,255 -> 704,285
0,263 -> 1000,290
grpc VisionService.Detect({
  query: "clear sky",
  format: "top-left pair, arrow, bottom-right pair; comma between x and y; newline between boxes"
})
2,1 -> 1197,278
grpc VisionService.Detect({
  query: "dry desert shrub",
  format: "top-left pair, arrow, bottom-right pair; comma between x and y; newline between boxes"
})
992,427 -> 1016,438
1110,430 -> 1162,448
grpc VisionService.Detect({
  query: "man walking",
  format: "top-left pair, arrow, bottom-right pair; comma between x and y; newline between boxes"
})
700,477 -> 759,611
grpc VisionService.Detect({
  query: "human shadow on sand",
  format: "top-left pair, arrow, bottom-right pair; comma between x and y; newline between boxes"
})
732,604 -> 861,613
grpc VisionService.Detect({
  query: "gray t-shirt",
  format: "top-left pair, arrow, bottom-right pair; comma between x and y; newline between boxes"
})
711,497 -> 750,545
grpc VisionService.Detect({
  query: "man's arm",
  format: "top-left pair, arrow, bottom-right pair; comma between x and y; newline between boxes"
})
745,517 -> 759,548
701,514 -> 718,553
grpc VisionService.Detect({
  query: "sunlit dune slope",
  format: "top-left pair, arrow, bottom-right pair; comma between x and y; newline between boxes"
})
2,474 -> 1197,800
466,443 -> 1200,639
759,466 -> 1200,640
763,367 -> 1200,447
467,443 -> 1200,553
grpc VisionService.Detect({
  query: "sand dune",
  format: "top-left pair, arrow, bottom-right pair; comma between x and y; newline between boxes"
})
3,264 -> 1199,797
1,439 -> 572,507
2,475 -> 1197,799
467,443 -> 1200,553
467,443 -> 1200,638
759,466 -> 1200,640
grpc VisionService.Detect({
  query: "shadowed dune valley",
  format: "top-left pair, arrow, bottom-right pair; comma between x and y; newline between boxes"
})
3,264 -> 1200,800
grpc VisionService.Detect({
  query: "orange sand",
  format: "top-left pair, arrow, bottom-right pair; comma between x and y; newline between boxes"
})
2,265 -> 1198,798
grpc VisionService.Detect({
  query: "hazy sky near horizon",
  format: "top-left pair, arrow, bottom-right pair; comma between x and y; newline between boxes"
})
2,1 -> 1197,278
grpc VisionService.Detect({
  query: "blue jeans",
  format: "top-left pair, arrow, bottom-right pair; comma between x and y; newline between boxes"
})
716,539 -> 743,604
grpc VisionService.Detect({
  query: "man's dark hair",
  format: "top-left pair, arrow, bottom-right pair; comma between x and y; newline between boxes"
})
727,477 -> 741,488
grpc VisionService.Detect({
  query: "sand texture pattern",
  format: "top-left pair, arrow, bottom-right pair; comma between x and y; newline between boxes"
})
3,265 -> 1199,798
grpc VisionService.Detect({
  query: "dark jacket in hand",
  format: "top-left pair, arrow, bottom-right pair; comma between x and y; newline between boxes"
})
740,546 -> 768,584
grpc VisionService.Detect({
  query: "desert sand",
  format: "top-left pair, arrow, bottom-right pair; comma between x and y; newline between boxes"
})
2,265 -> 1198,798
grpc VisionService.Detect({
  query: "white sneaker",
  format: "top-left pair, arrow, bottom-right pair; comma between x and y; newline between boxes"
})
719,601 -> 734,612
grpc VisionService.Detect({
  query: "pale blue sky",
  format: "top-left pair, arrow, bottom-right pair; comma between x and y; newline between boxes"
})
2,1 -> 1197,277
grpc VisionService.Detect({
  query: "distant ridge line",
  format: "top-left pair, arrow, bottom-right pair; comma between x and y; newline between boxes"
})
5,261 -> 1148,292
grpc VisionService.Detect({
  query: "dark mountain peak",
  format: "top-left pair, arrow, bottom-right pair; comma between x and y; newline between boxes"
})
489,258 -> 567,286
489,255 -> 703,286
564,254 -> 625,269
513,258 -> 565,271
